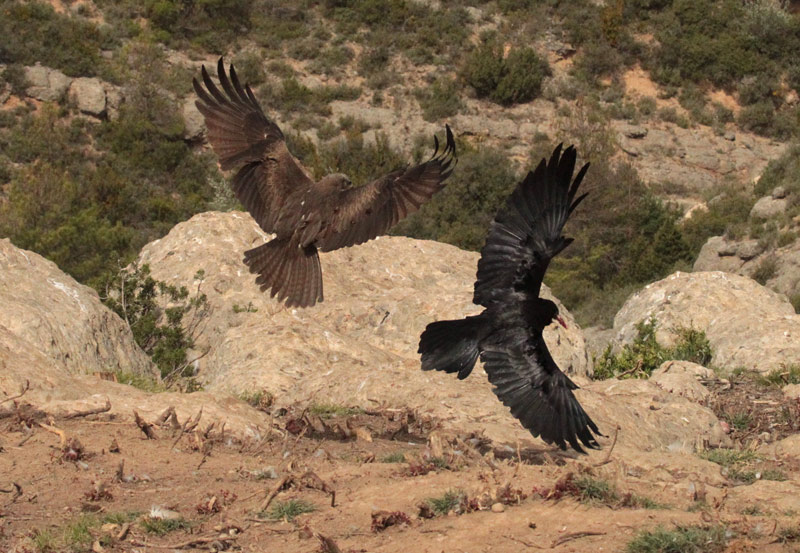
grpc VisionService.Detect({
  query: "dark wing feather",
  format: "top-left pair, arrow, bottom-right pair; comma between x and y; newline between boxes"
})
194,58 -> 315,233
473,144 -> 589,306
317,125 -> 456,252
481,331 -> 600,453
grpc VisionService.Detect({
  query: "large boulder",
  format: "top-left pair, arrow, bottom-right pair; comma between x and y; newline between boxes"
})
613,271 -> 800,373
23,64 -> 71,102
69,77 -> 107,116
0,238 -> 154,376
135,212 -> 728,452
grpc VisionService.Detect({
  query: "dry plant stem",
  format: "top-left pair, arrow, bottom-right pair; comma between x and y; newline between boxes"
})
259,475 -> 290,512
551,531 -> 606,547
61,398 -> 111,419
594,424 -> 620,467
133,535 -> 237,549
316,533 -> 343,553
38,422 -> 67,448
0,380 -> 30,405
133,410 -> 157,439
505,535 -> 545,549
172,408 -> 203,450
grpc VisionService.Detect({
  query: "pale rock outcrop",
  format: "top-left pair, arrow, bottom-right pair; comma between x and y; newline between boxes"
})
0,238 -> 154,376
24,63 -> 71,102
134,212 -> 727,452
750,194 -> 787,219
182,97 -> 205,140
613,271 -> 800,373
693,236 -> 800,301
69,77 -> 107,116
649,360 -> 715,403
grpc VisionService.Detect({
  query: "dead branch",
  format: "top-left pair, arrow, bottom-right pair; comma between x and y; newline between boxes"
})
594,425 -> 620,467
0,482 -> 23,503
61,398 -> 111,419
1,380 -> 30,405
171,408 -> 203,450
551,531 -> 606,548
133,411 -> 157,439
505,535 -> 545,549
132,535 -> 237,549
114,460 -> 124,482
259,475 -> 291,512
316,533 -> 343,553
155,406 -> 176,426
298,470 -> 336,507
39,422 -> 68,449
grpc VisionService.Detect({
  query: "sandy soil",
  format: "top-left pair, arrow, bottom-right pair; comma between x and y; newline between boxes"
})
2,379 -> 798,553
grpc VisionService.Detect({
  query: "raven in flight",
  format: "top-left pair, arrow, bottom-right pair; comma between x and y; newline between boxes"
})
418,145 -> 601,453
193,59 -> 456,307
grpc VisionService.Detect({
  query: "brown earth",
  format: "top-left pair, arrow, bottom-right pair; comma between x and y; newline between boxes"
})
1,393 -> 799,553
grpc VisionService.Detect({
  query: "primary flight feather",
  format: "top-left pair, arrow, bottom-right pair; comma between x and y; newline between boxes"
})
418,144 -> 600,453
193,59 -> 457,307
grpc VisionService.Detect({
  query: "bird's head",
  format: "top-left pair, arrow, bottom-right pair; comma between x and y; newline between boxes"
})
525,298 -> 568,330
318,173 -> 352,191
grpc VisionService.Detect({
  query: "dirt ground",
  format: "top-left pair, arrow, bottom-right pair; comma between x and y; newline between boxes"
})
1,377 -> 799,553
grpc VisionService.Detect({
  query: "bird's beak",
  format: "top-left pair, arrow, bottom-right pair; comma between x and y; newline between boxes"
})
556,316 -> 567,329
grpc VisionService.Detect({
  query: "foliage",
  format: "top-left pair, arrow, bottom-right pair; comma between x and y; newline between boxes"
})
101,264 -> 209,382
416,77 -> 463,122
263,499 -> 316,521
381,452 -> 406,463
594,318 -> 713,380
140,516 -> 192,535
424,489 -> 467,516
750,256 -> 778,285
461,33 -> 551,105
625,525 -> 728,553
0,1 -> 112,77
113,371 -> 167,393
308,403 -> 365,418
757,365 -> 800,387
699,448 -> 759,467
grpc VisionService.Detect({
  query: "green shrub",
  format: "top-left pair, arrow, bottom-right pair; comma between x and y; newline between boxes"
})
737,101 -> 777,136
415,78 -> 463,122
626,525 -> 728,553
143,0 -> 252,52
750,256 -> 778,285
424,489 -> 467,516
262,499 -> 315,521
461,34 -> 551,106
101,264 -> 209,382
0,1 -> 112,77
594,318 -> 713,380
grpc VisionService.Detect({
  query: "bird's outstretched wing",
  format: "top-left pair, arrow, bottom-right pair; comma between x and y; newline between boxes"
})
317,126 -> 456,252
481,332 -> 600,453
473,144 -> 589,306
193,58 -> 315,233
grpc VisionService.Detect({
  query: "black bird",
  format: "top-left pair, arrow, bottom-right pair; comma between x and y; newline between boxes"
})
418,145 -> 601,453
193,59 -> 456,308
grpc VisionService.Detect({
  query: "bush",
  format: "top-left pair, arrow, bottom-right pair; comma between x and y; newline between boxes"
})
461,34 -> 551,106
416,77 -> 463,122
0,1 -> 112,77
594,318 -> 713,380
626,525 -> 728,553
101,264 -> 209,383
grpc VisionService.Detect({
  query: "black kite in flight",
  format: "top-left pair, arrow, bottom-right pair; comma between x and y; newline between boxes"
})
418,145 -> 601,453
193,59 -> 456,307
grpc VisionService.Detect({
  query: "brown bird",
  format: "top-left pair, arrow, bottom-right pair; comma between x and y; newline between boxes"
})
193,59 -> 457,307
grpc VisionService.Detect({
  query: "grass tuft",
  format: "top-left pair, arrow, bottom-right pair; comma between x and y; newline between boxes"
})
308,403 -> 365,418
262,499 -> 316,521
425,489 -> 466,516
626,525 -> 728,553
140,517 -> 192,536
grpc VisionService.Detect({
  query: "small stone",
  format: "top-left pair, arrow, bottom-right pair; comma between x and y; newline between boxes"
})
723,131 -> 736,141
772,186 -> 787,199
491,502 -> 505,513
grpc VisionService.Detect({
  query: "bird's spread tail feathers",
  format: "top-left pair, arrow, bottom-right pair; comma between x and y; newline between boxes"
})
418,316 -> 486,380
244,238 -> 323,308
